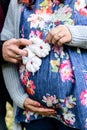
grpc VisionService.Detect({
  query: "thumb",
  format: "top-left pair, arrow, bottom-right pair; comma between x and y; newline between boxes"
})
18,48 -> 28,57
25,98 -> 41,107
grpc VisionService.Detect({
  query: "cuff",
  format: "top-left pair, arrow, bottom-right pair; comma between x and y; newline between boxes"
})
66,25 -> 87,48
0,40 -> 6,64
16,93 -> 28,109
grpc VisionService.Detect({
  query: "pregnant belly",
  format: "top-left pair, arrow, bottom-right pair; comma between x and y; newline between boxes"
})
19,50 -> 74,107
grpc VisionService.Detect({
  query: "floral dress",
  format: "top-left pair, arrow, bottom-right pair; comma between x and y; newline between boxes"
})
16,0 -> 87,129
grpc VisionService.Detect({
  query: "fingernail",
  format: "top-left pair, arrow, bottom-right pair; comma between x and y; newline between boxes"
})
22,50 -> 28,56
36,103 -> 41,106
54,111 -> 57,114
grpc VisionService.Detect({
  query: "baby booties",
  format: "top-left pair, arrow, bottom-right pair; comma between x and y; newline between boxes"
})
22,37 -> 51,74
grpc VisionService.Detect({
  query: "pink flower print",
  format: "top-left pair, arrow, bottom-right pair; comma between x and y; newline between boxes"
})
54,20 -> 60,26
35,9 -> 43,14
22,0 -> 29,4
21,74 -> 28,86
25,110 -> 38,122
29,30 -> 36,38
79,8 -> 87,16
52,0 -> 60,5
21,26 -> 24,38
64,95 -> 76,109
19,64 -> 26,75
28,13 -> 45,29
53,46 -> 63,55
25,110 -> 31,121
62,111 -> 75,125
28,14 -> 38,24
29,30 -> 43,39
75,0 -> 87,16
23,71 -> 31,78
20,65 -> 31,86
19,64 -> 31,77
59,60 -> 74,82
64,7 -> 72,15
21,70 -> 30,84
35,30 -> 43,39
38,0 -> 53,14
42,94 -> 58,107
36,7 -> 53,14
80,89 -> 87,106
26,80 -> 36,95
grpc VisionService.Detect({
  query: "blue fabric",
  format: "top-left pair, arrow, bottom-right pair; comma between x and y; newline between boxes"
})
16,0 -> 87,129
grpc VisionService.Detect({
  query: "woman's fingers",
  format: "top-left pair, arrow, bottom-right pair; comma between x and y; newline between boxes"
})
29,106 -> 57,116
45,25 -> 72,46
9,39 -> 28,57
27,105 -> 56,113
51,32 -> 64,45
24,98 -> 57,116
45,27 -> 61,44
23,98 -> 41,108
12,47 -> 28,58
26,105 -> 57,116
16,38 -> 32,46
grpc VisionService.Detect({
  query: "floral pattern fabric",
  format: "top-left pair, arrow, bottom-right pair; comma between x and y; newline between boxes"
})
16,0 -> 87,129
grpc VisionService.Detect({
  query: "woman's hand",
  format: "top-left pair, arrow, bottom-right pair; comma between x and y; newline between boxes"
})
2,38 -> 32,63
24,97 -> 57,116
45,25 -> 72,46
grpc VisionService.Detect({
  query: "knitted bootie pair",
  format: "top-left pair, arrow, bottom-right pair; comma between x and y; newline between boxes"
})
22,37 -> 51,74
